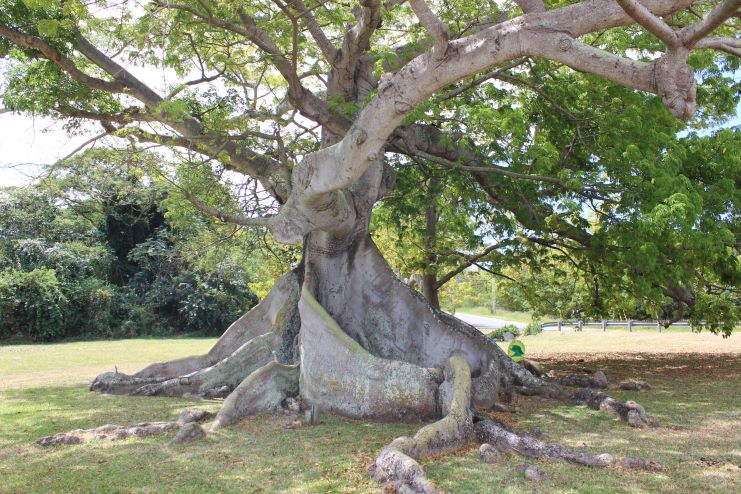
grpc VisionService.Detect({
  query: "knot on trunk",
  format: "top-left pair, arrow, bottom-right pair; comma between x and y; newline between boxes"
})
654,50 -> 696,121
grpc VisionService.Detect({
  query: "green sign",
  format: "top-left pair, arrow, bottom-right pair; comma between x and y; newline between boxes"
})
508,340 -> 526,362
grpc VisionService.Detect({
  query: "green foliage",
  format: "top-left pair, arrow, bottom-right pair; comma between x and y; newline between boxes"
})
487,324 -> 521,341
0,267 -> 66,341
0,149 -> 265,342
0,0 -> 738,337
524,320 -> 543,336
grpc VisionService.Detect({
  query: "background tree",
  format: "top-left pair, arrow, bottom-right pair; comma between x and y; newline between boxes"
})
0,149 -> 265,340
1,1 -> 739,491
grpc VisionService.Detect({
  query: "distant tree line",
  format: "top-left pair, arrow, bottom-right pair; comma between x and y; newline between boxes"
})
0,149 -> 286,342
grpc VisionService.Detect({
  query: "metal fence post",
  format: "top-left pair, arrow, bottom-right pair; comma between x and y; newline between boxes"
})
578,320 -> 583,332
558,321 -> 562,332
601,320 -> 606,332
628,320 -> 633,332
656,320 -> 661,332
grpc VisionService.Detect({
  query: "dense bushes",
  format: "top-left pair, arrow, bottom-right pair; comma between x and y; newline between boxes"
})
0,268 -> 67,341
0,153 -> 261,342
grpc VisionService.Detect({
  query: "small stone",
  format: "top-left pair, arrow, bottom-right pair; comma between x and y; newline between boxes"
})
283,419 -> 302,430
592,370 -> 608,388
479,443 -> 504,464
502,332 -> 515,342
172,422 -> 206,444
516,463 -> 548,482
594,453 -> 614,467
285,397 -> 301,414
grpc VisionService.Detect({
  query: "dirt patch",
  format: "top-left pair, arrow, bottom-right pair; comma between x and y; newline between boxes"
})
528,353 -> 741,382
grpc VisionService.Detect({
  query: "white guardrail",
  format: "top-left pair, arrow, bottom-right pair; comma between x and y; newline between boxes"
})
540,320 -> 696,332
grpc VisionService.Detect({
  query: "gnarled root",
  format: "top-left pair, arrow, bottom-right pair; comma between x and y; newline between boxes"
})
36,408 -> 217,447
474,415 -> 614,467
90,271 -> 301,397
211,360 -> 299,431
514,380 -> 657,428
37,422 -> 179,446
551,370 -> 608,389
571,389 -> 658,428
369,355 -> 473,493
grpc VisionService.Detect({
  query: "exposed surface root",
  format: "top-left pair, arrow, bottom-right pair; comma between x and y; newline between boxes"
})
369,356 -> 473,493
90,271 -> 301,397
514,380 -> 658,428
176,409 -> 215,426
474,415 -> 614,467
551,370 -> 608,389
211,360 -> 299,431
36,422 -> 178,446
570,389 -> 658,428
618,380 -> 652,391
36,408 -> 216,447
129,332 -> 280,398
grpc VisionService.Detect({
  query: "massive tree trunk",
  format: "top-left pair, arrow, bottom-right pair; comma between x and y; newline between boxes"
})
83,2 -> 721,490
91,159 -> 656,491
92,160 -> 520,414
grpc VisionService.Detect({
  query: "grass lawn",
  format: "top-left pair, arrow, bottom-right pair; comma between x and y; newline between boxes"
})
1,333 -> 740,493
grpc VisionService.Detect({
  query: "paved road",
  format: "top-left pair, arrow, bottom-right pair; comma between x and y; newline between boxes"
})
451,312 -> 527,331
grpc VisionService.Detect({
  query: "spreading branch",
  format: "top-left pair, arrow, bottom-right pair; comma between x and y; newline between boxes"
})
680,0 -> 741,46
185,193 -> 275,228
408,0 -> 449,58
615,0 -> 680,47
0,23 -> 126,94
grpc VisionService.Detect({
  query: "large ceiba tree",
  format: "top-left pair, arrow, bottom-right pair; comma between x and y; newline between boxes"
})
2,0 -> 739,491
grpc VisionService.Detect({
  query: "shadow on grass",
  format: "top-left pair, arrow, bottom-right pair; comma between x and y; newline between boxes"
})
1,356 -> 739,493
0,385 -> 212,445
0,385 -> 419,494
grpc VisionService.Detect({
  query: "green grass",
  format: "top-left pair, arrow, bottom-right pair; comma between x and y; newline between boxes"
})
1,337 -> 740,493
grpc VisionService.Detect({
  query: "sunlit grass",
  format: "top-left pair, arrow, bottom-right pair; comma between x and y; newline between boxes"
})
1,338 -> 739,493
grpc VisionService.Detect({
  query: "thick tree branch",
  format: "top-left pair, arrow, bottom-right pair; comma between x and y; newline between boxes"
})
185,193 -> 275,228
74,35 -> 163,108
680,0 -> 741,46
327,0 -> 382,104
435,244 -> 502,289
695,36 -> 741,56
288,0 -> 339,63
0,23 -> 126,94
615,0 -> 680,47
